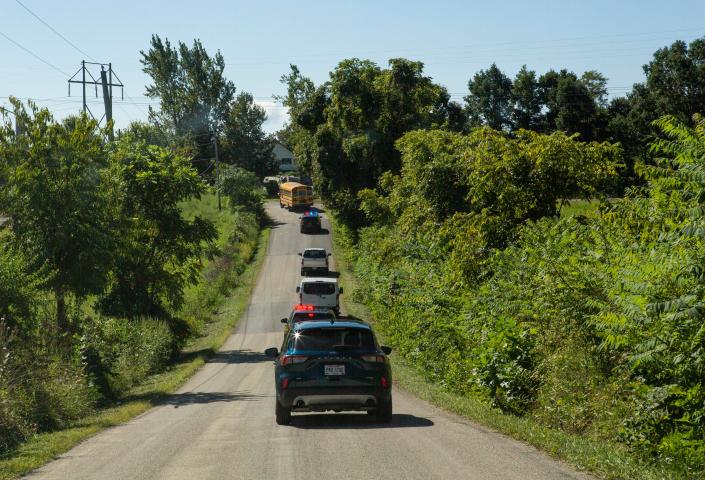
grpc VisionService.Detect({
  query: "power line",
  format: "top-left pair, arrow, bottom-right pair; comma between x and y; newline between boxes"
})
0,30 -> 69,76
13,0 -> 98,63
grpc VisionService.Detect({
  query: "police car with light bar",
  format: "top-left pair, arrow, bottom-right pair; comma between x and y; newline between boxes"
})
299,208 -> 322,233
282,304 -> 336,329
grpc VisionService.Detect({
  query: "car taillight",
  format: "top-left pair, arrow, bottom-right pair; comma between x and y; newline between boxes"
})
295,304 -> 315,311
281,378 -> 289,390
280,355 -> 308,366
361,355 -> 385,363
381,376 -> 389,389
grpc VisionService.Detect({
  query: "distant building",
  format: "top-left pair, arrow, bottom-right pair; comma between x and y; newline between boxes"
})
273,143 -> 297,172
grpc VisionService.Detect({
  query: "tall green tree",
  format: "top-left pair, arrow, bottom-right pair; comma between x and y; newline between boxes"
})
539,69 -> 601,140
605,36 -> 705,187
221,92 -> 275,177
281,58 -> 460,225
465,63 -> 513,130
101,137 -> 216,321
141,35 -> 235,138
511,65 -> 544,131
608,37 -> 705,155
580,70 -> 609,108
0,100 -> 114,332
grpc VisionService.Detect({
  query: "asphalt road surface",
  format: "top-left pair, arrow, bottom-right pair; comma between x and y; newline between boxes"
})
27,201 -> 589,480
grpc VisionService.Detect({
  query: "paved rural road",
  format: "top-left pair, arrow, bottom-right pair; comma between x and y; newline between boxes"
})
27,201 -> 589,480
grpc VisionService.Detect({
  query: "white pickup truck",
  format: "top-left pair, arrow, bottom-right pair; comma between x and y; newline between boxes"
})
299,248 -> 330,276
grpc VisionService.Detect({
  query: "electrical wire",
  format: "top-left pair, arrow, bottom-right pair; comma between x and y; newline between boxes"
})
13,0 -> 98,62
0,30 -> 69,76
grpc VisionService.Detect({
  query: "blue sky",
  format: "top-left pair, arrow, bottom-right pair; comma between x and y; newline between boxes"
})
2,0 -> 704,132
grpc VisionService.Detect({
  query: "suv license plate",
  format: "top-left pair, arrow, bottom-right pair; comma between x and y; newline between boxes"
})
324,364 -> 345,376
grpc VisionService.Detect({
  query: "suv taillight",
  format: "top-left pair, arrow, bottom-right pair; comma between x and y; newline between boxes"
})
280,355 -> 308,366
361,354 -> 385,363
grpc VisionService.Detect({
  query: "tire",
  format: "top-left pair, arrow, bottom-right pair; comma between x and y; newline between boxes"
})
276,400 -> 291,425
375,399 -> 392,423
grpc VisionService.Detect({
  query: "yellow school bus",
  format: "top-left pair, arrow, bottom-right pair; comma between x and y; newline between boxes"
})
279,182 -> 313,210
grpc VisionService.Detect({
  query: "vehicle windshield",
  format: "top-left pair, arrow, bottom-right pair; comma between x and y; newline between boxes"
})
303,250 -> 326,259
302,282 -> 336,295
291,328 -> 375,351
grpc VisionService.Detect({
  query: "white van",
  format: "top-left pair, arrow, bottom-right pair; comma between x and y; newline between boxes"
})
296,277 -> 343,314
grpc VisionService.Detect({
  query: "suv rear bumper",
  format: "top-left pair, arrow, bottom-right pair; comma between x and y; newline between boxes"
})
279,386 -> 391,412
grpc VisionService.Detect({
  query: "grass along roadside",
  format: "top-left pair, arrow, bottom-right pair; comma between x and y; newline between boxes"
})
327,211 -> 683,480
0,208 -> 270,480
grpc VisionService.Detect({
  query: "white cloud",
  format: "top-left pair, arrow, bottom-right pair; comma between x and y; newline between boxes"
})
256,100 -> 289,134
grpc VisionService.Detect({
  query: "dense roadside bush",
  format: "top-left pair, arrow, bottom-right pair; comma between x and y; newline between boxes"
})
0,102 -> 264,457
0,322 -> 97,452
83,317 -> 173,399
216,165 -> 266,222
346,118 -> 705,474
0,192 -> 261,455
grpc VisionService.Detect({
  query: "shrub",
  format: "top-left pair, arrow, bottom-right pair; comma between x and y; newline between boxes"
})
0,322 -> 97,454
83,316 -> 174,399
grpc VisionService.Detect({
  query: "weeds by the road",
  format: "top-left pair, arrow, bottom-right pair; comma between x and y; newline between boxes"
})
0,203 -> 270,480
328,212 -> 687,480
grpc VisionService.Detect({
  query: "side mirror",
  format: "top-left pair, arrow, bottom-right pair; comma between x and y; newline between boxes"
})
339,287 -> 344,294
264,347 -> 279,358
298,252 -> 302,256
327,253 -> 332,256
280,317 -> 288,324
381,346 -> 392,355
296,286 -> 300,293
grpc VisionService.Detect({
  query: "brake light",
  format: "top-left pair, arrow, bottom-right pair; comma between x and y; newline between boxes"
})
381,376 -> 389,389
280,355 -> 308,366
281,378 -> 289,390
361,354 -> 385,363
295,304 -> 315,311
307,313 -> 315,318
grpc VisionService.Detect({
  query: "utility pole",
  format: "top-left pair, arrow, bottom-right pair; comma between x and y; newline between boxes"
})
100,67 -> 113,140
213,134 -> 222,211
68,60 -> 123,135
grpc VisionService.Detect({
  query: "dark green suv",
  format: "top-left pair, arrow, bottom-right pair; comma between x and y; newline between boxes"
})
265,320 -> 393,425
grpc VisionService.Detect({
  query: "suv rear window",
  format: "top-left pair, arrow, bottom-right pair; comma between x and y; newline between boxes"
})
292,312 -> 334,322
302,282 -> 335,295
291,328 -> 375,351
303,250 -> 326,259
